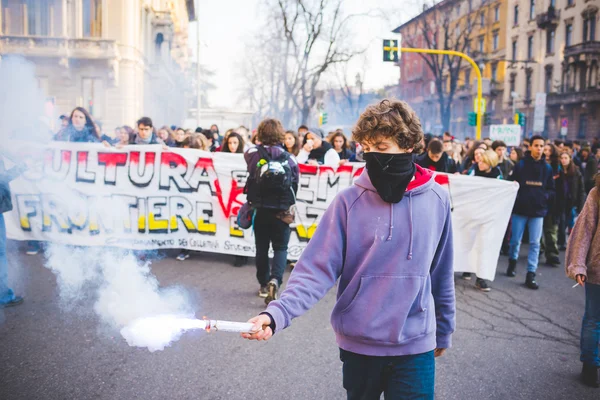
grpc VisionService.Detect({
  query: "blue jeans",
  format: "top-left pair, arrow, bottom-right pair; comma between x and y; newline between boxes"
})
0,214 -> 16,304
340,349 -> 435,400
581,283 -> 600,367
509,214 -> 544,273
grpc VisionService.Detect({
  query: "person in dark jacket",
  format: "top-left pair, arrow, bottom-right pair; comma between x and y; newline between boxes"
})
540,143 -> 562,267
328,131 -> 353,164
492,140 -> 514,178
244,118 -> 299,304
55,107 -> 103,144
556,151 -> 586,250
579,146 -> 599,194
506,135 -> 555,289
416,139 -> 458,173
131,117 -> 160,145
0,154 -> 25,307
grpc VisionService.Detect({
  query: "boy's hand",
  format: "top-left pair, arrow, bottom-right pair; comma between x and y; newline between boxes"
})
241,314 -> 273,341
434,348 -> 446,357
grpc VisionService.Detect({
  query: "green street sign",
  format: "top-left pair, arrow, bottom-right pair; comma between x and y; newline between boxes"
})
383,40 -> 399,62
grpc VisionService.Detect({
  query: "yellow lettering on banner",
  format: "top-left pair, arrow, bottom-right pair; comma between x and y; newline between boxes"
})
138,215 -> 146,233
230,225 -> 243,237
170,215 -> 178,231
148,212 -> 168,233
296,224 -> 317,240
20,217 -> 31,230
89,221 -> 99,234
181,217 -> 196,232
198,218 -> 217,234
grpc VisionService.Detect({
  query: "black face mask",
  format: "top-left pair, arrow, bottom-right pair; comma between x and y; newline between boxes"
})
363,152 -> 416,203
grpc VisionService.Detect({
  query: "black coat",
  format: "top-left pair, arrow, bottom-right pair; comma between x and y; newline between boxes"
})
556,167 -> 586,214
581,155 -> 599,194
416,152 -> 457,173
508,153 -> 555,218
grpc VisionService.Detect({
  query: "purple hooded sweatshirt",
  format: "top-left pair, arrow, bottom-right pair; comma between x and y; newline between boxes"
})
265,164 -> 456,356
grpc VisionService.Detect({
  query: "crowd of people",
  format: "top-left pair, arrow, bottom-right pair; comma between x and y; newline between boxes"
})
2,100 -> 600,394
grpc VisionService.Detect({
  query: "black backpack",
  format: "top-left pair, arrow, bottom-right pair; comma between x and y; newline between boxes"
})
255,145 -> 293,197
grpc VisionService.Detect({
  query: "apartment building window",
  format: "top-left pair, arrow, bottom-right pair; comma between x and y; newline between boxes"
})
578,114 -> 588,139
82,78 -> 105,118
583,13 -> 597,42
494,5 -> 500,22
527,36 -> 534,59
567,0 -> 574,5
545,66 -> 553,93
480,11 -> 485,26
510,73 -> 516,93
530,0 -> 535,20
550,0 -> 555,7
491,63 -> 498,81
493,31 -> 499,50
566,23 -> 573,46
25,0 -> 50,35
512,40 -> 517,61
465,68 -> 472,87
514,5 -> 519,25
526,72 -> 532,101
547,29 -> 555,54
83,0 -> 103,37
479,36 -> 485,53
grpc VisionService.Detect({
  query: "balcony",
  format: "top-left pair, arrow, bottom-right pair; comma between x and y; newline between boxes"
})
536,7 -> 560,29
547,89 -> 600,106
0,35 -> 119,60
564,41 -> 600,58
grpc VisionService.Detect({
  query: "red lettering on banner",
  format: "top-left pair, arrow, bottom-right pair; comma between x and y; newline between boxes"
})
434,174 -> 449,186
129,151 -> 156,166
97,153 -> 127,185
214,179 -> 244,218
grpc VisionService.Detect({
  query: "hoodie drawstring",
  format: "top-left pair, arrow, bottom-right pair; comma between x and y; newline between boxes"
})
386,203 -> 394,241
407,192 -> 413,260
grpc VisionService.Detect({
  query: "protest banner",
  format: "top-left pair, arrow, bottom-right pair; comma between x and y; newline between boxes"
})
489,124 -> 521,147
4,142 -> 518,281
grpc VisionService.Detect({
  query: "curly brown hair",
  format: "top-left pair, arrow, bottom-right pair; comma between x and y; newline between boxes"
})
352,99 -> 424,152
257,118 -> 285,146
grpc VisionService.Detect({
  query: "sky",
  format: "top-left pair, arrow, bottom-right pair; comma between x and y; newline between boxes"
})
189,0 -> 419,110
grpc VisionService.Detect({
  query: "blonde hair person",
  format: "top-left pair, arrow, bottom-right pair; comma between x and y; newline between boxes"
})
469,150 -> 502,179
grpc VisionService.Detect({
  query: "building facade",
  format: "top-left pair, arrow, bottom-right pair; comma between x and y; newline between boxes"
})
0,0 -> 196,133
504,0 -> 598,140
395,0 -> 509,139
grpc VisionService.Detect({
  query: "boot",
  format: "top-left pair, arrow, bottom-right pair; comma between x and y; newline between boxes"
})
525,272 -> 539,290
581,363 -> 600,388
506,259 -> 517,277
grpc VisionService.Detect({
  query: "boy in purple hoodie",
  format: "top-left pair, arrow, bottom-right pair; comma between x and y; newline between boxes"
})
242,99 -> 456,399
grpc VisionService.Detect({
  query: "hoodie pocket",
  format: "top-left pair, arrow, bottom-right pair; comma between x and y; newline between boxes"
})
339,275 -> 429,344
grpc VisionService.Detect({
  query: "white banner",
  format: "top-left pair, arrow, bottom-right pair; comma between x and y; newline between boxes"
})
490,124 -> 521,147
4,143 -> 518,281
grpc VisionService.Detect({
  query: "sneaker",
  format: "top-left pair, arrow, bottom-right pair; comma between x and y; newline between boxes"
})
475,278 -> 491,292
258,286 -> 268,298
581,363 -> 600,388
461,273 -> 472,281
176,250 -> 190,261
265,278 -> 279,305
507,259 -> 517,277
525,272 -> 539,290
26,243 -> 39,255
0,296 -> 24,308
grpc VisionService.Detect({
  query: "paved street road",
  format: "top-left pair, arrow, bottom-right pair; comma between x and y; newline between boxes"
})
0,241 -> 596,400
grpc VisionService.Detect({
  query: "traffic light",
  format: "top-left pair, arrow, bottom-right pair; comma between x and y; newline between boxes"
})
483,112 -> 491,126
319,112 -> 328,126
383,39 -> 399,62
514,112 -> 526,127
468,112 -> 477,126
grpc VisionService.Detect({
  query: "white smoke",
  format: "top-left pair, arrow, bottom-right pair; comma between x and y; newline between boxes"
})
120,315 -> 205,352
44,245 -> 194,328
